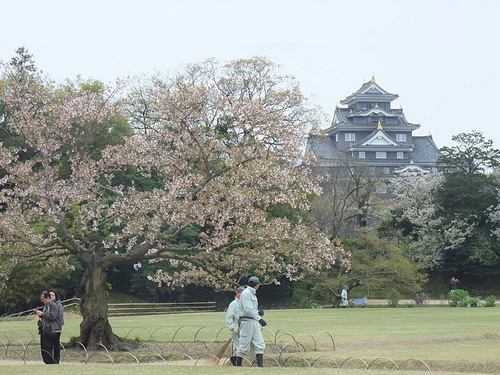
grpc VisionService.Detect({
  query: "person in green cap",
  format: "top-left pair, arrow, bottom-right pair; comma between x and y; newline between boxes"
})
235,276 -> 266,367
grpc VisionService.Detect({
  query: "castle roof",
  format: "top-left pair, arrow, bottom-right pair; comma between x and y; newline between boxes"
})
306,134 -> 340,161
411,135 -> 442,164
340,76 -> 399,106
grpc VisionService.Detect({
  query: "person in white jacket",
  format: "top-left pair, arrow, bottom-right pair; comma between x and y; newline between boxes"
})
225,285 -> 246,365
235,276 -> 266,367
341,286 -> 349,307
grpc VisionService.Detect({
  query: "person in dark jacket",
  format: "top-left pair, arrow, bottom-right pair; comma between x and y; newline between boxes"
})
449,277 -> 459,292
34,291 -> 62,364
49,289 -> 64,363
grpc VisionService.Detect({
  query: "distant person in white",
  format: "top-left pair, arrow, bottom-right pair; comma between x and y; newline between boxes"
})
341,286 -> 349,307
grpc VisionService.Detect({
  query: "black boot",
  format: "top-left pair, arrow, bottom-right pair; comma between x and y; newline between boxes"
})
256,353 -> 264,368
229,356 -> 237,366
235,356 -> 243,366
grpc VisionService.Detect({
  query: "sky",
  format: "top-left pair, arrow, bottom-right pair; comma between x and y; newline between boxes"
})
1,0 -> 499,148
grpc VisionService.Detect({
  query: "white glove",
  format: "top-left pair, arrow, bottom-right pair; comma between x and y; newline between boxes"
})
232,328 -> 238,335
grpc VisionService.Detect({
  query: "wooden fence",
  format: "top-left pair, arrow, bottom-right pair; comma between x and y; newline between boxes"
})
1,298 -> 216,319
107,301 -> 216,316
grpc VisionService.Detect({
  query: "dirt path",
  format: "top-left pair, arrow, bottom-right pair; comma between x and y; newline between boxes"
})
0,358 -> 228,366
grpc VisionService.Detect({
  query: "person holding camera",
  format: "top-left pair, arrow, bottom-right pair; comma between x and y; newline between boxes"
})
449,277 -> 459,291
34,291 -> 63,364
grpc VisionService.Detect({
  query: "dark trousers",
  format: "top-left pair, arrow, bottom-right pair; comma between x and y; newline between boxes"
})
40,333 -> 56,364
53,333 -> 61,363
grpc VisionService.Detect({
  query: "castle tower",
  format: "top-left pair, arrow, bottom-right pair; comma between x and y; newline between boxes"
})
308,77 -> 441,176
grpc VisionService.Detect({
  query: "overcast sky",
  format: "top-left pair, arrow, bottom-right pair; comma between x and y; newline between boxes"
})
1,0 -> 499,148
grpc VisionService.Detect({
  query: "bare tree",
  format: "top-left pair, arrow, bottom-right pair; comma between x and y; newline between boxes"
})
310,154 -> 385,239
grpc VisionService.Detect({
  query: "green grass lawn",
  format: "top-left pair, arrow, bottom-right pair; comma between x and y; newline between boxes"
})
1,307 -> 499,374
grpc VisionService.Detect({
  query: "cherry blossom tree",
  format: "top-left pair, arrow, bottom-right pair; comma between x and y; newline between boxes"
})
488,169 -> 500,239
0,56 -> 348,349
380,174 -> 449,267
380,173 -> 483,271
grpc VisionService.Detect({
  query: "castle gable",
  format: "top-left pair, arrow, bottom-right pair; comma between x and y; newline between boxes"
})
360,83 -> 385,95
394,163 -> 431,175
361,129 -> 399,147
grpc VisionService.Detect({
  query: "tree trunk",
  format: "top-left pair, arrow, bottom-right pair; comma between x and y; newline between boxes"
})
327,281 -> 361,308
326,286 -> 342,308
332,295 -> 341,308
78,260 -> 137,351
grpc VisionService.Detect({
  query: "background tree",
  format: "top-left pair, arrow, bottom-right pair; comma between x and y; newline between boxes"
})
439,130 -> 500,174
380,131 -> 500,285
436,131 -> 500,274
345,235 -> 426,300
310,153 -> 385,239
305,234 -> 425,307
0,261 -> 81,314
0,55 -> 347,349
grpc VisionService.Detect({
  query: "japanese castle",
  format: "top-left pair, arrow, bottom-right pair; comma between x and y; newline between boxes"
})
307,76 -> 442,177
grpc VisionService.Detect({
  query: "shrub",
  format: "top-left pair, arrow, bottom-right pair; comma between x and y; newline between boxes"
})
414,291 -> 426,305
388,289 -> 402,308
485,295 -> 496,307
467,297 -> 482,307
448,289 -> 469,306
298,297 -> 318,308
447,289 -> 482,307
